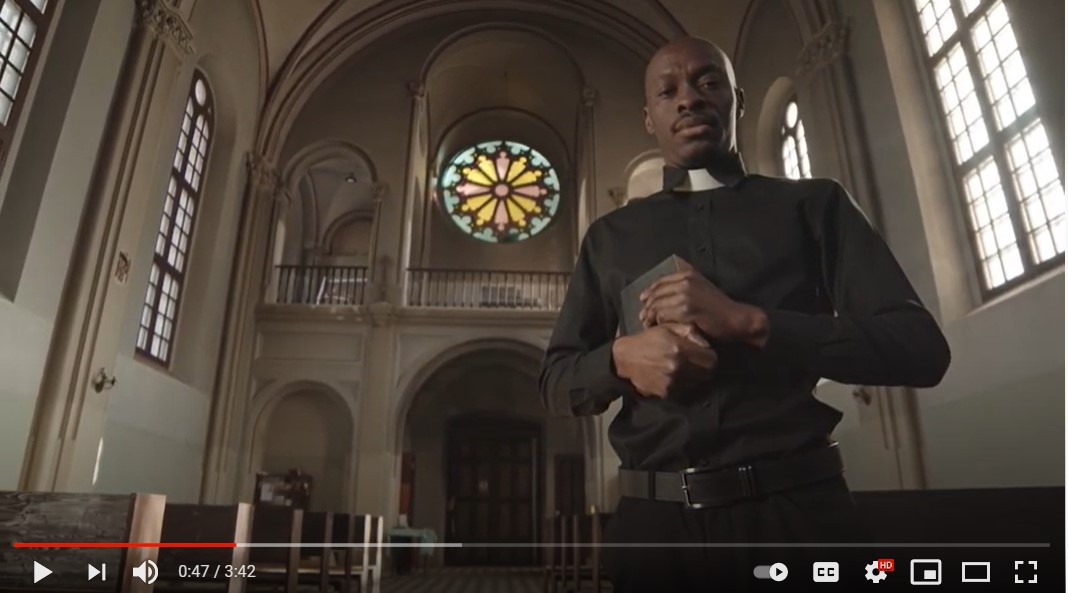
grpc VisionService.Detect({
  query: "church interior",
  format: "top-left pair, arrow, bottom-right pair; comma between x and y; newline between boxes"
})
0,0 -> 1063,590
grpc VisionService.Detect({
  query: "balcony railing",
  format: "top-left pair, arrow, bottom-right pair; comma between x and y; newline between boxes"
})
274,265 -> 369,305
406,268 -> 570,310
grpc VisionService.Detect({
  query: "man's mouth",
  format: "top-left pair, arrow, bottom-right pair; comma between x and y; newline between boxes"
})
674,116 -> 718,135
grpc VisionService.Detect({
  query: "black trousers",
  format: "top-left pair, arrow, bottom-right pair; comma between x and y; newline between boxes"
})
602,475 -> 871,592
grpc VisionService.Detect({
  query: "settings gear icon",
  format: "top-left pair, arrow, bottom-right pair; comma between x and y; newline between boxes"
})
865,561 -> 888,583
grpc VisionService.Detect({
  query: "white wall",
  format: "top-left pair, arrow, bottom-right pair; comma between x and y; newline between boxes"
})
0,0 -> 132,488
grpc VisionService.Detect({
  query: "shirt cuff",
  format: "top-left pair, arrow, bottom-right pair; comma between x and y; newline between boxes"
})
571,340 -> 631,415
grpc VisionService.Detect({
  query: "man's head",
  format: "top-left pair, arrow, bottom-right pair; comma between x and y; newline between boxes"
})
643,37 -> 745,169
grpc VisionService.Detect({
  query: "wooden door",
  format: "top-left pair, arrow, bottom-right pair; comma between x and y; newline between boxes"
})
445,416 -> 540,566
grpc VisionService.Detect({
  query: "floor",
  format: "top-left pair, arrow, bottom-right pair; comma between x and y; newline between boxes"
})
380,567 -> 543,593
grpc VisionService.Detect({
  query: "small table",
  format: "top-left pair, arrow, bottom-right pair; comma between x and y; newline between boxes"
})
387,527 -> 437,575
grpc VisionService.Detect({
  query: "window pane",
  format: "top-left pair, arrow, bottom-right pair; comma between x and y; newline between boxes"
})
964,160 -> 1024,289
971,2 -> 1037,130
1005,123 -> 1066,264
914,0 -> 958,55
934,45 -> 988,163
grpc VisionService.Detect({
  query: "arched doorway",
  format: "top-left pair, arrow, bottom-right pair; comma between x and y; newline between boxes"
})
251,387 -> 353,512
401,345 -> 584,567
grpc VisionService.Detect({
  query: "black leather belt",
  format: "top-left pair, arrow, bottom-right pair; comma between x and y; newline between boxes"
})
618,443 -> 845,509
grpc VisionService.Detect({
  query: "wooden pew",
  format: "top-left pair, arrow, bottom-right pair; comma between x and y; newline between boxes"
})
542,514 -> 567,593
154,502 -> 252,593
366,516 -> 384,593
566,512 -> 612,593
327,513 -> 357,593
246,505 -> 302,593
295,511 -> 332,592
0,491 -> 165,593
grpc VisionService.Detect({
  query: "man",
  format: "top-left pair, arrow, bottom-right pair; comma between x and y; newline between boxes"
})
538,37 -> 951,591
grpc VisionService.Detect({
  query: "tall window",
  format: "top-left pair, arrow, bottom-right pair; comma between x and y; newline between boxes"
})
0,0 -> 52,167
913,0 -> 1064,293
137,71 -> 213,365
780,98 -> 811,179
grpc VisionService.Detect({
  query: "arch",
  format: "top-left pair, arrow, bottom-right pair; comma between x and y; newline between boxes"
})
433,107 -> 573,174
418,22 -> 586,90
253,0 -> 672,164
244,379 -> 359,510
623,149 -> 665,203
280,140 -> 379,258
756,76 -> 798,177
391,337 -> 545,453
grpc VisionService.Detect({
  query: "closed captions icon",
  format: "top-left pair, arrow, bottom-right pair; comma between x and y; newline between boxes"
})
813,562 -> 839,582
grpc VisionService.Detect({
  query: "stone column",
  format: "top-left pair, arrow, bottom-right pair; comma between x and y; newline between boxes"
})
575,87 -> 599,241
396,81 -> 428,304
200,152 -> 284,502
20,0 -> 195,492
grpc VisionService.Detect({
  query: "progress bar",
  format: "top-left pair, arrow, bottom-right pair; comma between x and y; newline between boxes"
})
13,542 -> 1051,549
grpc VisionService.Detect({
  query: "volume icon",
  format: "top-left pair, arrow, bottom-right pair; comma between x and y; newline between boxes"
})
88,563 -> 106,581
132,560 -> 158,584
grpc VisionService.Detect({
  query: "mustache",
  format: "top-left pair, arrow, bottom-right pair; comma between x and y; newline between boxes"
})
673,113 -> 718,132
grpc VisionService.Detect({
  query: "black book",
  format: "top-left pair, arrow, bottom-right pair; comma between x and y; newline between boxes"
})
619,255 -> 688,335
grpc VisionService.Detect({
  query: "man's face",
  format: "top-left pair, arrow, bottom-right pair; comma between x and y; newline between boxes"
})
643,39 -> 744,169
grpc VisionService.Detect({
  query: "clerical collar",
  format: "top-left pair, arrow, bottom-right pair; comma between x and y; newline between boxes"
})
662,161 -> 748,193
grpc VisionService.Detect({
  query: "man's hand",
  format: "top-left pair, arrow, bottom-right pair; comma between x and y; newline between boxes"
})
611,323 -> 718,399
639,266 -> 769,347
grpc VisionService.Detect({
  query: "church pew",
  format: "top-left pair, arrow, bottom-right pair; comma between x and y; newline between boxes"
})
0,491 -> 165,593
326,513 -> 357,593
328,514 -> 374,593
565,512 -> 612,593
541,514 -> 567,593
154,502 -> 252,593
294,511 -> 332,592
246,505 -> 302,593
366,515 -> 384,593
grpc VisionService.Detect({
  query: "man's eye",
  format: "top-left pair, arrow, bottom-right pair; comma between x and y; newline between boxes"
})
658,88 -> 673,98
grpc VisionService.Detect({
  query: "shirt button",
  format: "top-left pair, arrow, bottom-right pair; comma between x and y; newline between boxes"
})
696,203 -> 706,212
697,245 -> 708,253
701,399 -> 712,408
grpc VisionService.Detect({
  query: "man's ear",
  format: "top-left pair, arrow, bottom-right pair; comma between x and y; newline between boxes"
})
735,87 -> 746,119
643,106 -> 655,135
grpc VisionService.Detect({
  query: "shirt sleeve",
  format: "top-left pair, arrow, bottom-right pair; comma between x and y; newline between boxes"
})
538,229 -> 632,416
759,180 -> 951,387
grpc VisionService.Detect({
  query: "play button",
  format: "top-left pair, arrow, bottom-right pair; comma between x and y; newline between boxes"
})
33,562 -> 52,584
770,563 -> 789,582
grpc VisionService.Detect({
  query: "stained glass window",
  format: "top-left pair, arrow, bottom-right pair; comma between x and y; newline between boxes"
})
912,0 -> 1063,294
440,140 -> 561,243
137,71 -> 213,366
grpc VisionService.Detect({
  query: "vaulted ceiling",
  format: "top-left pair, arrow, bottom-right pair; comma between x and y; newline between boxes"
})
249,0 -> 757,89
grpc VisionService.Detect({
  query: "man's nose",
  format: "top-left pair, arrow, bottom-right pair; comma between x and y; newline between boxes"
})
676,83 -> 704,112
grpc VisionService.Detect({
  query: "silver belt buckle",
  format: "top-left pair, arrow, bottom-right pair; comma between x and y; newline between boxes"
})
679,467 -> 705,510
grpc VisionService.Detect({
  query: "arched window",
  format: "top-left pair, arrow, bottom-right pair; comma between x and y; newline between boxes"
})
780,98 -> 811,179
912,0 -> 1064,293
439,140 -> 560,243
136,71 -> 213,365
0,0 -> 53,168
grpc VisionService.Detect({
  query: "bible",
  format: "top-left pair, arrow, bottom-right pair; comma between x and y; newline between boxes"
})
619,254 -> 689,335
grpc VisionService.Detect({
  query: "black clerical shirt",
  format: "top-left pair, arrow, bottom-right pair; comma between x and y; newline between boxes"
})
538,168 -> 951,472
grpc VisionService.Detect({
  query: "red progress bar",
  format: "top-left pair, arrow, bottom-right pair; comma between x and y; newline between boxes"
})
13,542 -> 236,548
